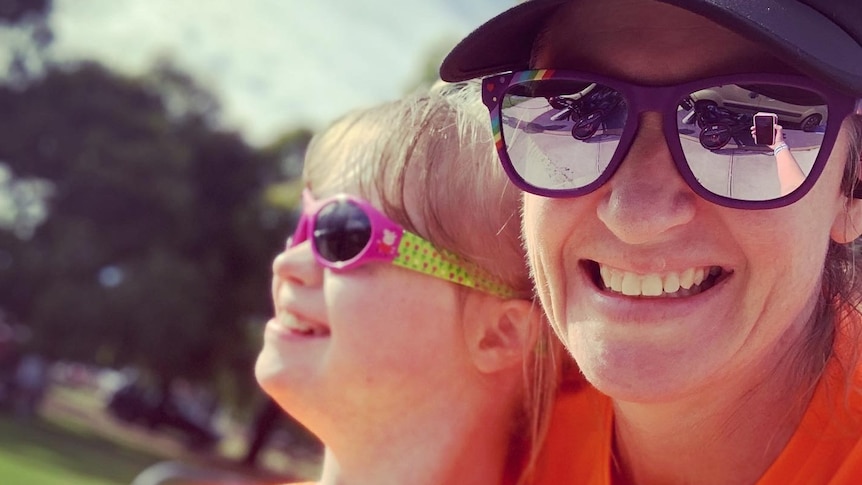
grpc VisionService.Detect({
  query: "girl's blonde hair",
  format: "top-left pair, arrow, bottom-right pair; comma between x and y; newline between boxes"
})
303,80 -> 563,484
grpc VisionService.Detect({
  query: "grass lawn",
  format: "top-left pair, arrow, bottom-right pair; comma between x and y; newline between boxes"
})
0,413 -> 163,485
0,385 -> 311,485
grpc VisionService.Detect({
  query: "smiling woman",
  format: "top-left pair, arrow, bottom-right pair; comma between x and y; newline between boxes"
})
442,0 -> 862,483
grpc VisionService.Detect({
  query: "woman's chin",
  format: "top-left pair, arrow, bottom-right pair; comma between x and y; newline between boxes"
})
566,330 -> 722,403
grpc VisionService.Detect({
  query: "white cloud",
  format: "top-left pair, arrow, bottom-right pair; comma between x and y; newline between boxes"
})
48,0 -> 511,145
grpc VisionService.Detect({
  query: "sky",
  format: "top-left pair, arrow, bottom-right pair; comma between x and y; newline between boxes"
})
46,0 -> 512,146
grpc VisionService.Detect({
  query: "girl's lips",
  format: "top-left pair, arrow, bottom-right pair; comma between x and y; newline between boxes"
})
267,312 -> 330,339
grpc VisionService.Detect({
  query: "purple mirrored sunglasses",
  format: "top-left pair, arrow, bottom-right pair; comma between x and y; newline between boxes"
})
482,70 -> 862,209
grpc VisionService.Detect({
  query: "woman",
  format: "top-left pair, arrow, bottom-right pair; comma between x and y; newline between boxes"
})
441,0 -> 862,483
255,82 -> 562,485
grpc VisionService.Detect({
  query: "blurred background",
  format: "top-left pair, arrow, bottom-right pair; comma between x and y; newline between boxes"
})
0,1 -> 510,483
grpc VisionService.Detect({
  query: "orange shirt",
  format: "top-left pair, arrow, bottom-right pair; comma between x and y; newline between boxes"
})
532,341 -> 862,484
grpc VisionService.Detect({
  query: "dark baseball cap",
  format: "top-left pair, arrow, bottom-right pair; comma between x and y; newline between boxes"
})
440,0 -> 862,96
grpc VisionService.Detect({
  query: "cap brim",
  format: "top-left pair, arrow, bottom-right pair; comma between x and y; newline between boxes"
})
440,0 -> 862,95
440,0 -> 567,83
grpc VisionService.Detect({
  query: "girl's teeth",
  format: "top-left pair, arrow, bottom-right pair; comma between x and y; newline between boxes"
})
280,313 -> 329,336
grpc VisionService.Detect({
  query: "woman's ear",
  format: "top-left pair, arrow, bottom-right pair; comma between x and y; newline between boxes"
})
463,295 -> 539,375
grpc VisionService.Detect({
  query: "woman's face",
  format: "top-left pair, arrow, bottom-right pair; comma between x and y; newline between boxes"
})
255,186 -> 473,430
524,0 -> 859,401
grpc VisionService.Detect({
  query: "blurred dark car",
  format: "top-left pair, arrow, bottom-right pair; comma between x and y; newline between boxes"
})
107,382 -> 220,450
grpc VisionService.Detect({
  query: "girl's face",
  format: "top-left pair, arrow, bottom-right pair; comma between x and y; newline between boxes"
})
524,0 -> 861,402
255,186 -> 474,430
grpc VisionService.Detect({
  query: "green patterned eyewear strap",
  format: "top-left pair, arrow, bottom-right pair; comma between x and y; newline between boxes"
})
391,231 -> 516,299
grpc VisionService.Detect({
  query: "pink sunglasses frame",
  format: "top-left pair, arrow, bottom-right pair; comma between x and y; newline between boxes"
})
289,189 -> 517,299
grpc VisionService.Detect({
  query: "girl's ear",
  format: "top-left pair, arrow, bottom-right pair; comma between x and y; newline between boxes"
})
463,295 -> 539,375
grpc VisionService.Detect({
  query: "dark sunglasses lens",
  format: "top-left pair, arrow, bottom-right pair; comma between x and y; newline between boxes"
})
313,200 -> 371,263
676,83 -> 828,201
499,79 -> 628,192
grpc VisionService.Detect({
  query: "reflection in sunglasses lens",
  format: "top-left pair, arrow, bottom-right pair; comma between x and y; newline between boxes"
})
498,77 -> 828,203
678,84 -> 826,201
314,201 -> 372,263
500,80 -> 626,191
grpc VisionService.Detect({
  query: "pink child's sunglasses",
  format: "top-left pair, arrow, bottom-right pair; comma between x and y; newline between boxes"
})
288,189 -> 516,299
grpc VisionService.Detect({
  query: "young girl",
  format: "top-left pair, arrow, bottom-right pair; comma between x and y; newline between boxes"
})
255,81 -> 562,485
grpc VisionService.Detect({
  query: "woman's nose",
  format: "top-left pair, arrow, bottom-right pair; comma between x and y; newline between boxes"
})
272,240 -> 323,287
596,113 -> 697,244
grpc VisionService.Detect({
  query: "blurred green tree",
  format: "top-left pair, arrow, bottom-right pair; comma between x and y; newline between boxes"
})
0,0 -> 324,461
0,60 -> 294,404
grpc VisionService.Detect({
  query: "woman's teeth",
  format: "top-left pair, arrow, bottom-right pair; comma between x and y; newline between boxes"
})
598,264 -> 723,297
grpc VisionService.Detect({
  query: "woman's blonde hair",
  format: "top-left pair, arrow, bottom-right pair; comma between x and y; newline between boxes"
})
302,80 -> 563,484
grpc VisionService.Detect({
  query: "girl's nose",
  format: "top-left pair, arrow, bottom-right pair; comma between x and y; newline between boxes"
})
272,240 -> 323,287
597,113 -> 697,244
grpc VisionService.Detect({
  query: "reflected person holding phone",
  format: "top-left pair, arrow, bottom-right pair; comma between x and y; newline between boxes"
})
751,116 -> 805,196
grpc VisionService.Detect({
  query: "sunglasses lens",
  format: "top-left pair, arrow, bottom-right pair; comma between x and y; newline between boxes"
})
499,79 -> 627,192
313,200 -> 372,264
497,75 -> 834,205
676,83 -> 828,201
